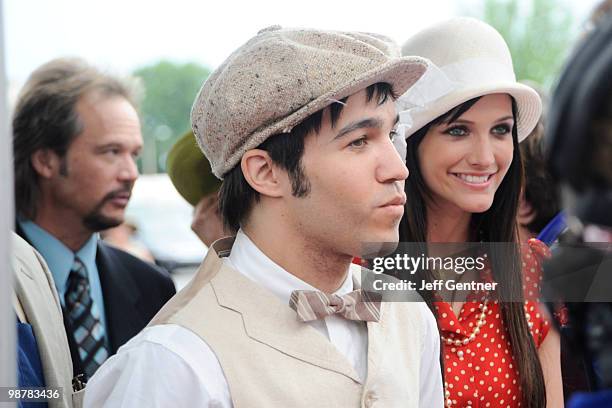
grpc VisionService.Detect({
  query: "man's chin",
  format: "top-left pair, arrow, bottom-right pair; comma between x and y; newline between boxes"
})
359,235 -> 400,258
83,212 -> 124,232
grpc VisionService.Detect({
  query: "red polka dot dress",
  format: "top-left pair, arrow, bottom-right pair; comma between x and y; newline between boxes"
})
436,239 -> 551,407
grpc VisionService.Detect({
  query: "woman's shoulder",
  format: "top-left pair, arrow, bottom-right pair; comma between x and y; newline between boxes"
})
521,238 -> 551,298
523,238 -> 551,261
521,239 -> 555,346
524,300 -> 551,348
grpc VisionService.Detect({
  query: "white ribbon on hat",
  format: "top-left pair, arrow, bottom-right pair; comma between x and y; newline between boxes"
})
392,131 -> 408,162
396,63 -> 456,137
396,57 -> 516,144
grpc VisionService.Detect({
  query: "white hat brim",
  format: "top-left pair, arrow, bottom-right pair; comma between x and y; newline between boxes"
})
404,81 -> 542,142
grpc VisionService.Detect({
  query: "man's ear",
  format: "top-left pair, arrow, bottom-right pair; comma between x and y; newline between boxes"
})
240,149 -> 284,198
30,149 -> 62,179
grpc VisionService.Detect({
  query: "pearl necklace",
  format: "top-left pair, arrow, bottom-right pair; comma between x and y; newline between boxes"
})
441,301 -> 488,407
440,300 -> 488,350
441,301 -> 535,407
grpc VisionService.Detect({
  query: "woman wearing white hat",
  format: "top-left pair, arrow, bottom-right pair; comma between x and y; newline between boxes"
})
398,17 -> 563,407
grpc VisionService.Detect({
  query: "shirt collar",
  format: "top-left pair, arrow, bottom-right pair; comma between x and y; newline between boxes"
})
18,219 -> 98,294
76,232 -> 98,280
226,229 -> 354,306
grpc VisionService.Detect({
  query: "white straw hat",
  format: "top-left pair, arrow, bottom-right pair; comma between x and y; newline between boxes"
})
399,17 -> 542,141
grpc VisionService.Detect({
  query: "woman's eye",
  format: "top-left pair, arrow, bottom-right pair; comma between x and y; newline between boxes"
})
492,124 -> 511,135
349,137 -> 367,148
444,126 -> 468,137
389,130 -> 398,142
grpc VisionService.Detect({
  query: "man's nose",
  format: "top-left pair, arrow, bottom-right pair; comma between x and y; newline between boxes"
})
378,138 -> 409,183
118,155 -> 139,181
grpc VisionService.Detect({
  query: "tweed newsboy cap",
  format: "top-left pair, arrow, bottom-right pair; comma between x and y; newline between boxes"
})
191,25 -> 429,178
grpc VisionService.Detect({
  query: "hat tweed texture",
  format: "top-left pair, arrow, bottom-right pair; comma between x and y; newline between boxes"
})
192,25 -> 429,178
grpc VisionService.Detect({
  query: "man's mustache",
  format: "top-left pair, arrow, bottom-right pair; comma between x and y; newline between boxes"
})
101,184 -> 133,202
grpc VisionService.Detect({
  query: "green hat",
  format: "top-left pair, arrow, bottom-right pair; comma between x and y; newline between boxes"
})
167,130 -> 221,206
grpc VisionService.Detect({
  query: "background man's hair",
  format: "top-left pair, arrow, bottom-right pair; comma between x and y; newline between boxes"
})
218,82 -> 396,232
12,57 -> 140,219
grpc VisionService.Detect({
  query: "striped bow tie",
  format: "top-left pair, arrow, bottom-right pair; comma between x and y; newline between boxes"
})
289,289 -> 381,322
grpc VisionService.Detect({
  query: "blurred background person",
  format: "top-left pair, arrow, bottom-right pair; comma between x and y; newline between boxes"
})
517,81 -> 564,246
100,219 -> 155,264
166,130 -> 232,246
544,3 -> 612,407
519,82 -> 591,400
583,0 -> 612,34
12,58 -> 176,382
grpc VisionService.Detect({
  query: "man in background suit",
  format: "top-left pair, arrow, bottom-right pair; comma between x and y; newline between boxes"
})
12,58 -> 176,381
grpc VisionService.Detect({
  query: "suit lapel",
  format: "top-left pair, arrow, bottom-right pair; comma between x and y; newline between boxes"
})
12,236 -> 76,400
15,223 -> 30,247
209,246 -> 362,383
16,224 -> 83,377
96,243 -> 146,353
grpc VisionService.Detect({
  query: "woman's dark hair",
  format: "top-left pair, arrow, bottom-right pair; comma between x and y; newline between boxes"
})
399,96 -> 546,408
520,124 -> 561,233
219,82 -> 396,231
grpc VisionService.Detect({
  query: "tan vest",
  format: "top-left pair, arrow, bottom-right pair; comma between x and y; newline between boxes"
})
150,237 -> 424,408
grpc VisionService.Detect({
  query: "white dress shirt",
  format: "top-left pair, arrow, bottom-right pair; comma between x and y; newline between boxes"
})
85,230 -> 443,407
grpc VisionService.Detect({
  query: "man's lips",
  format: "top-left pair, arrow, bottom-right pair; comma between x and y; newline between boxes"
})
380,194 -> 407,207
106,191 -> 131,206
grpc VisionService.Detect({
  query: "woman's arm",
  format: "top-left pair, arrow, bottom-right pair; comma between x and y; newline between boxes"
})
538,327 -> 564,408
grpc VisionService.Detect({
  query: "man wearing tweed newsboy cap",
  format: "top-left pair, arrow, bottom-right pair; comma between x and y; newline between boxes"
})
85,26 -> 444,407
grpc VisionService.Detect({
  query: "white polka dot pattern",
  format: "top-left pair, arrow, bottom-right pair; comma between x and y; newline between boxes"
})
437,239 -> 551,407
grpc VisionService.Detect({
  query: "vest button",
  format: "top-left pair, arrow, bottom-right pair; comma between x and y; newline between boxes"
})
363,390 -> 378,407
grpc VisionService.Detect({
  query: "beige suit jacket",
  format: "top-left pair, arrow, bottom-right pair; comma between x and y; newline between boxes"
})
12,232 -> 83,408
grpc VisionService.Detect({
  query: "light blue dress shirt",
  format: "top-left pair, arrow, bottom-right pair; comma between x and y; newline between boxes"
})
19,220 -> 109,347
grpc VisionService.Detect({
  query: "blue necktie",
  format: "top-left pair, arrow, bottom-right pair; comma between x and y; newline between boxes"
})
64,257 -> 108,379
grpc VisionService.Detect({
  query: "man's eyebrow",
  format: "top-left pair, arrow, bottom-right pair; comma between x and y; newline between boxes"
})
333,115 -> 398,141
93,142 -> 143,151
93,142 -> 122,150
